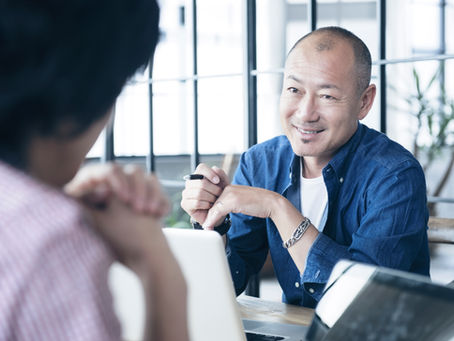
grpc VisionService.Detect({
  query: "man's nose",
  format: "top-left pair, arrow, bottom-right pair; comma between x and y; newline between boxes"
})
295,94 -> 319,122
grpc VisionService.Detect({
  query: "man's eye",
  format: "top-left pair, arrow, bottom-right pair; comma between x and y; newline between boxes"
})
321,94 -> 336,100
287,87 -> 298,93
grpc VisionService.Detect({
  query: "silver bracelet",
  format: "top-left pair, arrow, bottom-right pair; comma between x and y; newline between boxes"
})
282,217 -> 312,249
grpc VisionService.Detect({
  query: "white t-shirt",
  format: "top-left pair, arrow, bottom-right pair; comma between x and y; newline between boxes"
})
300,173 -> 328,232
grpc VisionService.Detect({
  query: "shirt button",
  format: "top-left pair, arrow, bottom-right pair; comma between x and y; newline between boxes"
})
315,270 -> 320,278
295,282 -> 300,288
308,288 -> 315,294
339,177 -> 344,184
235,270 -> 239,275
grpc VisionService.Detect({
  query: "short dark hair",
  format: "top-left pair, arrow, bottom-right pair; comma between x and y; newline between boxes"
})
288,26 -> 372,94
0,0 -> 160,168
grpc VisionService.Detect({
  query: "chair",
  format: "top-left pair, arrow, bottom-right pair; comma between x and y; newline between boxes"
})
428,216 -> 454,285
428,216 -> 454,244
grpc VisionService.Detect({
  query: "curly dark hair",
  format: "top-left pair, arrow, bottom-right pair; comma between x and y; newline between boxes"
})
0,0 -> 160,168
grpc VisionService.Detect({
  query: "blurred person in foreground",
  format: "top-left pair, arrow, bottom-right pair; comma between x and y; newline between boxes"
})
181,26 -> 430,308
0,1 -> 188,340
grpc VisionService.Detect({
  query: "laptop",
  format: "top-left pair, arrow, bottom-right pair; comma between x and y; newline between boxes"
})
314,260 -> 454,341
164,228 -> 454,341
163,228 -> 309,341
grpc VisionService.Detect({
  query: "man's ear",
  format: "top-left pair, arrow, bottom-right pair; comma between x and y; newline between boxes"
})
357,84 -> 376,120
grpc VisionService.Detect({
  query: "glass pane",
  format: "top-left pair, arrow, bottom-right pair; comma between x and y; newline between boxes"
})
257,0 -> 289,71
197,0 -> 243,75
387,59 -> 454,216
447,1 -> 454,54
447,60 -> 454,97
410,2 -> 441,52
387,0 -> 441,59
154,155 -> 191,227
153,80 -> 194,155
198,76 -> 244,154
257,72 -> 284,143
114,82 -> 150,156
153,0 -> 192,80
387,60 -> 441,151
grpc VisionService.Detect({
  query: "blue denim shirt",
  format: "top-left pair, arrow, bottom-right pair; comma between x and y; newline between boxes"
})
226,123 -> 430,308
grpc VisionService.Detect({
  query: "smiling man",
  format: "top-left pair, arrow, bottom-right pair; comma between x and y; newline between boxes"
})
181,26 -> 430,308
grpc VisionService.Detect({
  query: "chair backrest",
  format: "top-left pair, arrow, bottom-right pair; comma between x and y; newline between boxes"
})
428,216 -> 454,244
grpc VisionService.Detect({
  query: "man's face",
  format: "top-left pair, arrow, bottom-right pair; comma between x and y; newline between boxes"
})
280,37 -> 369,165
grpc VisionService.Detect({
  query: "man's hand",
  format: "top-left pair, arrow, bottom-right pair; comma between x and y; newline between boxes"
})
183,164 -> 319,275
201,185 -> 279,230
202,184 -> 319,275
65,162 -> 170,218
180,164 -> 229,226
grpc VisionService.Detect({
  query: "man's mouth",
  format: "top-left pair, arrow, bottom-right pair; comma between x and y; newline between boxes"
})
296,127 -> 324,135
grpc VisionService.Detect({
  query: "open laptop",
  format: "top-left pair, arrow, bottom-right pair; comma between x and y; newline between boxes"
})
314,260 -> 454,341
164,228 -> 454,341
163,228 -> 309,341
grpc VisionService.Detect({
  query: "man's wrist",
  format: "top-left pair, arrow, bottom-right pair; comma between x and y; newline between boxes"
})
269,193 -> 291,222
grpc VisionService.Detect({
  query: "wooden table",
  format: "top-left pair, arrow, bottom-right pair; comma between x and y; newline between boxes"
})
237,295 -> 314,326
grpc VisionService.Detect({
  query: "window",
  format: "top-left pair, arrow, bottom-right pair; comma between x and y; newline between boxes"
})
89,0 -> 454,220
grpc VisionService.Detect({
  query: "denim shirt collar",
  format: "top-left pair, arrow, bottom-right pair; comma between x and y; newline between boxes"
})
282,150 -> 302,211
283,122 -> 364,207
286,122 -> 364,182
285,149 -> 301,188
325,122 -> 364,179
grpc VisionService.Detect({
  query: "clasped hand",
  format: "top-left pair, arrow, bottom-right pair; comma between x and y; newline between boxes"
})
65,162 -> 173,274
65,162 -> 170,217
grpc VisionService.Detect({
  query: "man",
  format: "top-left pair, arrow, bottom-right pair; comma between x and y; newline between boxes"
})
0,1 -> 188,340
181,26 -> 430,308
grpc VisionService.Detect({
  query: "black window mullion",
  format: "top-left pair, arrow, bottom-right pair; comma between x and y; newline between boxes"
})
191,0 -> 200,171
244,0 -> 259,298
147,59 -> 155,173
245,0 -> 257,148
439,0 -> 446,97
102,108 -> 115,163
308,0 -> 317,31
378,0 -> 387,134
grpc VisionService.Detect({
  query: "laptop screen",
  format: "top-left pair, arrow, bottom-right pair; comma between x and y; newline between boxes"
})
310,260 -> 454,341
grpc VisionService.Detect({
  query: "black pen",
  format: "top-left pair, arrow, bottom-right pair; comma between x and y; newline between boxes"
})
183,174 -> 205,180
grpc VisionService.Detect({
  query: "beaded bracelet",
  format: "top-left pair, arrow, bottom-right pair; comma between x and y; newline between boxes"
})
282,217 -> 311,249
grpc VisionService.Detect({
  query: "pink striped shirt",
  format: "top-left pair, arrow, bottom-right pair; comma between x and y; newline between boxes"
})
0,161 -> 122,341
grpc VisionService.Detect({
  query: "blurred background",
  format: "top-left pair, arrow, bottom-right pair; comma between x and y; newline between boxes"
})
88,0 -> 454,223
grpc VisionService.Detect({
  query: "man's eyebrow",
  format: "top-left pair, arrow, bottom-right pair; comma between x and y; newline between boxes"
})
318,84 -> 340,90
286,75 -> 340,91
